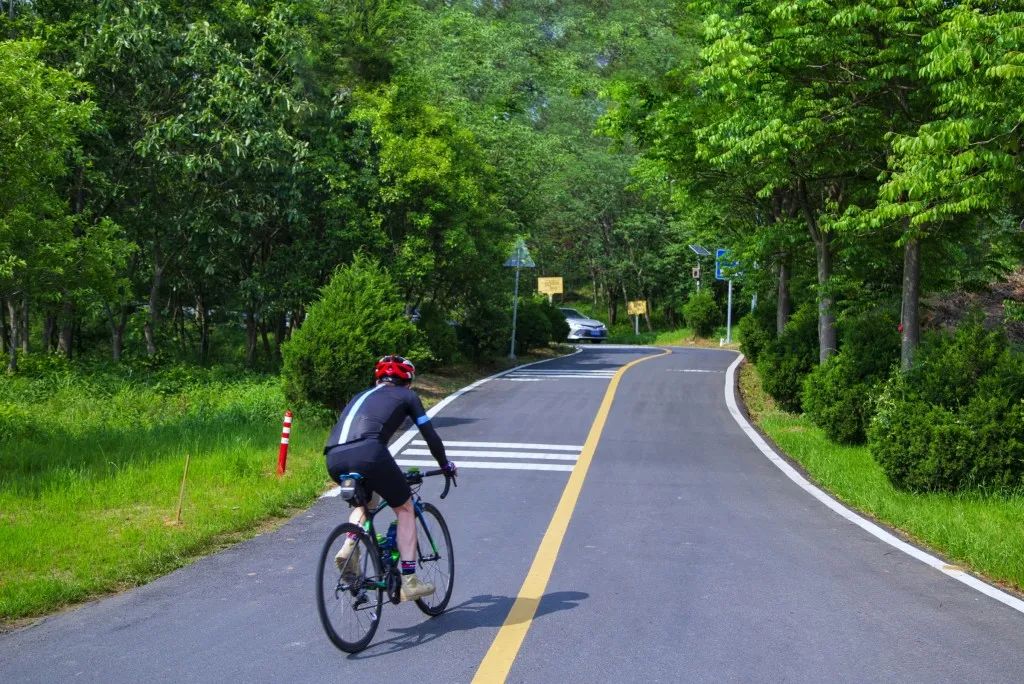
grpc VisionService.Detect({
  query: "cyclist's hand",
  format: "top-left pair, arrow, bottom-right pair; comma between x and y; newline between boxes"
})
444,461 -> 458,477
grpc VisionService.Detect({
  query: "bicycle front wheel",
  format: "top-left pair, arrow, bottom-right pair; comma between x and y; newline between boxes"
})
414,502 -> 454,616
316,522 -> 384,653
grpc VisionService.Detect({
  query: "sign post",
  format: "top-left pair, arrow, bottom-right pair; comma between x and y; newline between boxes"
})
504,238 -> 536,359
716,248 -> 739,345
537,276 -> 563,304
627,300 -> 647,336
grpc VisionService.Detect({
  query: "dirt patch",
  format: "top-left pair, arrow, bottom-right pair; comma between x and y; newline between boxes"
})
926,269 -> 1024,343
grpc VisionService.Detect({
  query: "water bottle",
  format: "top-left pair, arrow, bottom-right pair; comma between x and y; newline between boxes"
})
385,521 -> 398,551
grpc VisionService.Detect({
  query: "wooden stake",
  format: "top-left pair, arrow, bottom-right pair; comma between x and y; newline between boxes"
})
175,453 -> 191,525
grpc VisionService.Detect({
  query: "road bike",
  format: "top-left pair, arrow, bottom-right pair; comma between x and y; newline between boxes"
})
315,467 -> 455,653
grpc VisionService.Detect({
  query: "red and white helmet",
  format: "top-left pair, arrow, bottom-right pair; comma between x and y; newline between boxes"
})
374,355 -> 416,383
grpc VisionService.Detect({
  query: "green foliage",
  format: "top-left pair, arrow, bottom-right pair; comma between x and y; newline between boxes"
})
456,301 -> 510,361
802,354 -> 876,445
543,299 -> 571,342
682,289 -> 719,337
515,299 -> 555,353
417,302 -> 459,367
757,304 -> 818,413
281,257 -> 425,410
803,309 -> 900,444
869,324 -> 1024,492
737,312 -> 772,364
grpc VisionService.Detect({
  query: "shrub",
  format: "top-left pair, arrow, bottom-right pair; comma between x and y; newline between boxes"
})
757,303 -> 818,413
683,289 -> 719,337
802,309 -> 899,444
281,256 -> 426,410
802,353 -> 878,444
514,298 -> 553,352
457,301 -> 510,360
542,299 -> 570,342
737,313 -> 772,363
869,323 -> 1024,492
417,302 -> 459,367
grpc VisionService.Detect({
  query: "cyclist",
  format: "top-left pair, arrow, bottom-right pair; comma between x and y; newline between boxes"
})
324,355 -> 456,602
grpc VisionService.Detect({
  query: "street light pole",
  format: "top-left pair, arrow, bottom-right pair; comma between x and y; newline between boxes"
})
509,264 -> 521,360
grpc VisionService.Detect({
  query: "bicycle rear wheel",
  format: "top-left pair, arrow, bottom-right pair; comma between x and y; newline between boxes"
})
316,522 -> 384,653
413,502 -> 454,616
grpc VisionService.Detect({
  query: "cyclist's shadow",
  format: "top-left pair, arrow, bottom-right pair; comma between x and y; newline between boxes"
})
347,591 -> 588,659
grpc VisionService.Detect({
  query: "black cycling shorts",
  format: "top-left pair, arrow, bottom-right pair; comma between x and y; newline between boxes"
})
325,439 -> 411,508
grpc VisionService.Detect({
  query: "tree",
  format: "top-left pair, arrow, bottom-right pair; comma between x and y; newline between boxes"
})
0,39 -> 109,371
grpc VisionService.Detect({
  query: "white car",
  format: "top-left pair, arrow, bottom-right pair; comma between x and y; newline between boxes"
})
559,308 -> 608,342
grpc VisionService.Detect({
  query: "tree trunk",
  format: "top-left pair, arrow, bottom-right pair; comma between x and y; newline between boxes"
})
58,299 -> 75,358
776,258 -> 791,335
813,235 -> 837,363
245,309 -> 258,367
196,294 -> 210,365
0,298 -> 7,355
19,295 -> 29,353
42,315 -> 56,352
143,247 -> 164,357
274,312 -> 287,355
6,298 -> 19,372
900,237 -> 921,370
799,181 -> 837,363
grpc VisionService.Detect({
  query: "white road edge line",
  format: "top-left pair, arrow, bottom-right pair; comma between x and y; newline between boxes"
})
395,459 -> 575,472
402,448 -> 578,461
724,354 -> 1024,615
321,349 -> 584,498
410,440 -> 583,450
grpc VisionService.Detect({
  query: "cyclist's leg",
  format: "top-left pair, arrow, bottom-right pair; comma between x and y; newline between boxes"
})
326,442 -> 380,571
367,454 -> 434,601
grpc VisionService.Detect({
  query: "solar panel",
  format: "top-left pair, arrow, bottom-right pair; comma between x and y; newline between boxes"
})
689,244 -> 711,257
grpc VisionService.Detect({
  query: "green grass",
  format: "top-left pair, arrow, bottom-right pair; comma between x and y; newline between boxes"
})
739,362 -> 1024,594
0,350 -> 566,626
606,325 -> 740,349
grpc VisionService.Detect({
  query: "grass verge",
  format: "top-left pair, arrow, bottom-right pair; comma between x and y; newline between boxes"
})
738,361 -> 1024,594
606,325 -> 741,349
0,349 -> 565,628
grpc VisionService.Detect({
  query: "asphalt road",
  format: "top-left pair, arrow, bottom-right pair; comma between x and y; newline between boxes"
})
2,347 -> 1023,683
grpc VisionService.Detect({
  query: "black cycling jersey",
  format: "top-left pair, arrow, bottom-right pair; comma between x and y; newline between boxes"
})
323,383 -> 447,466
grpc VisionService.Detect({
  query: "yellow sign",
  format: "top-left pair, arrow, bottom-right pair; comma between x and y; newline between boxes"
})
628,300 -> 648,316
537,277 -> 564,295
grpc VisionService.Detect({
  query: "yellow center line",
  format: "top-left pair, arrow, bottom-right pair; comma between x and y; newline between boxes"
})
471,348 -> 672,683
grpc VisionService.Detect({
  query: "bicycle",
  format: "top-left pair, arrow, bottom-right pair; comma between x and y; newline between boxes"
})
315,467 -> 456,653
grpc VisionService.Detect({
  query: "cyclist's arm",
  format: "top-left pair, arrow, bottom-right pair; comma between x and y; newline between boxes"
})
409,394 -> 448,468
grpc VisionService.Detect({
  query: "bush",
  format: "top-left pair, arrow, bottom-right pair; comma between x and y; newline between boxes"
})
683,289 -> 720,337
757,303 -> 818,413
737,313 -> 772,363
802,353 -> 878,444
457,301 -> 510,360
802,309 -> 899,444
281,256 -> 426,410
515,299 -> 553,353
869,323 -> 1024,492
542,299 -> 570,342
417,302 -> 459,367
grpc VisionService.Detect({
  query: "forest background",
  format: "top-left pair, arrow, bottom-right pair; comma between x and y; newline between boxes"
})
2,0 -> 1024,622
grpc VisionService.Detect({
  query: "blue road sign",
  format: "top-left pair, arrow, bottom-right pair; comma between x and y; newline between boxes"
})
715,248 -> 738,281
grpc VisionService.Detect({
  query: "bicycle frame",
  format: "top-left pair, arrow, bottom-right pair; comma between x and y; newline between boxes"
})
360,490 -> 442,568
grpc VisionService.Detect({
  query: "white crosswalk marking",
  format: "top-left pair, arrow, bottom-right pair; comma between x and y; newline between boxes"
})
403,448 -> 578,461
410,440 -> 583,451
395,459 -> 574,472
401,440 -> 582,473
503,368 -> 616,380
